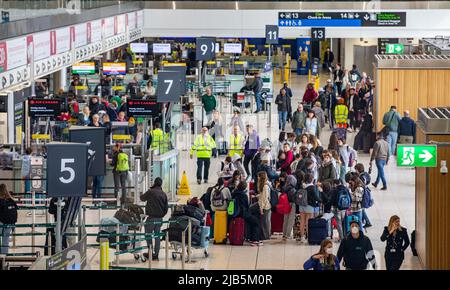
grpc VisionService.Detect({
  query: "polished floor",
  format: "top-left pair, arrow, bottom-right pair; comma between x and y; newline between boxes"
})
12,74 -> 421,270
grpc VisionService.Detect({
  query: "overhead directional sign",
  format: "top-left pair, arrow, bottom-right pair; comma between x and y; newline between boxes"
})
196,37 -> 216,61
397,144 -> 437,168
311,27 -> 326,40
157,71 -> 184,102
385,43 -> 404,54
265,25 -> 279,44
278,12 -> 406,27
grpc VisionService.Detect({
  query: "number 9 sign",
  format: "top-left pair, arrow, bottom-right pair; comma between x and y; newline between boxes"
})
46,143 -> 89,198
196,37 -> 216,61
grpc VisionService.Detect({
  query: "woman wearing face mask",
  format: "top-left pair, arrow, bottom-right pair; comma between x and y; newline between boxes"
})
304,239 -> 340,270
380,215 -> 410,270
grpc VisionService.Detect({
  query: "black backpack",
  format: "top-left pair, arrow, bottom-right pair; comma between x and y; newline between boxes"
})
0,198 -> 18,225
307,185 -> 321,207
269,186 -> 279,210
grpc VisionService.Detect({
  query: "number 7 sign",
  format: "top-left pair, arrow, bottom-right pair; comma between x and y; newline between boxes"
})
46,143 -> 89,198
157,70 -> 184,102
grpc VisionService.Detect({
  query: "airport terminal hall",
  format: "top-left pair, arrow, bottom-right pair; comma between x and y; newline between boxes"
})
1,0 -> 450,276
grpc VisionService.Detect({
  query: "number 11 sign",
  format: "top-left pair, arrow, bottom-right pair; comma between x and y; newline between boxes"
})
46,142 -> 89,198
266,25 -> 279,44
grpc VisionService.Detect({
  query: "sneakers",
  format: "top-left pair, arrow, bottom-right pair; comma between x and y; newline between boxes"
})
364,223 -> 373,229
197,179 -> 201,185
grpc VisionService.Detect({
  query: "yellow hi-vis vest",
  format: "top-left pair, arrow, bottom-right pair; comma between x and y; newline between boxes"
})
190,134 -> 217,158
229,133 -> 243,157
151,129 -> 164,151
334,104 -> 349,124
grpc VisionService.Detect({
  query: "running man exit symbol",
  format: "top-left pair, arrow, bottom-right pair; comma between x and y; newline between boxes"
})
397,145 -> 437,167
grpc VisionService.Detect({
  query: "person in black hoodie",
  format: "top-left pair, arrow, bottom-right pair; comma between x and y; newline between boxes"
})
231,181 -> 249,220
140,177 -> 169,261
88,96 -> 106,116
380,215 -> 410,270
337,221 -> 377,270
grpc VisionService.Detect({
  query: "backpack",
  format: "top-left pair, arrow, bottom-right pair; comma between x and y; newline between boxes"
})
361,186 -> 374,209
360,172 -> 371,186
116,152 -> 129,171
307,185 -> 321,207
295,188 -> 309,207
336,186 -> 352,211
269,186 -> 279,209
0,199 -> 18,224
275,193 -> 292,214
212,186 -> 226,208
227,199 -> 240,218
260,138 -> 272,149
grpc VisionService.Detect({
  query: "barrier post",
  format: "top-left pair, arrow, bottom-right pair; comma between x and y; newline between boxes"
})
99,238 -> 109,270
31,191 -> 36,254
147,234 -> 152,269
181,229 -> 186,270
55,198 -> 62,253
115,224 -> 120,267
165,231 -> 169,270
187,218 -> 192,263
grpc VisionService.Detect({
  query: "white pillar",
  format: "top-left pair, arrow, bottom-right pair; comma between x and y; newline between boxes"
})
59,68 -> 67,92
7,92 -> 14,144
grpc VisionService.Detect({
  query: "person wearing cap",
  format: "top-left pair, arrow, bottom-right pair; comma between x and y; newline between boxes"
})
334,98 -> 349,129
302,83 -> 318,108
333,63 -> 345,95
229,126 -> 244,158
323,79 -> 335,96
190,127 -> 217,184
337,221 -> 377,270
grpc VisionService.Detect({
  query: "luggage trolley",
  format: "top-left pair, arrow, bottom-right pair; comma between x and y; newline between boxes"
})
168,215 -> 210,261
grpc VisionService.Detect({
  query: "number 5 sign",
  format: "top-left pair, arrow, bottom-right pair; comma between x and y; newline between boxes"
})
265,25 -> 279,44
46,143 -> 89,198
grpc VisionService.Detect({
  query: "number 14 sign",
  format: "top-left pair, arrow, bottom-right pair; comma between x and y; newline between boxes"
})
46,143 -> 89,198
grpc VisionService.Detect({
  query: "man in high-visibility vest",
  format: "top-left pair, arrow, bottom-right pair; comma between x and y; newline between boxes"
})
190,127 -> 217,184
229,126 -> 244,158
334,98 -> 349,129
150,122 -> 164,154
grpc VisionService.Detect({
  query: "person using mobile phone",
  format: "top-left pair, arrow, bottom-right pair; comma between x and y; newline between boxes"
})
380,215 -> 410,270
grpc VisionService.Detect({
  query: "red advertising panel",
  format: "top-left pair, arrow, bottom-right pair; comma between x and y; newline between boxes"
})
0,42 -> 7,73
26,35 -> 33,64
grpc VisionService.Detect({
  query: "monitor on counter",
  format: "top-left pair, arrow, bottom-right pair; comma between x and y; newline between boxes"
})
152,43 -> 171,54
224,43 -> 242,54
72,62 -> 96,75
130,43 -> 149,54
102,62 -> 126,75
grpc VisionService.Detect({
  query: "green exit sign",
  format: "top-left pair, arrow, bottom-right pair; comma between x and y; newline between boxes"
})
397,144 -> 437,167
386,43 -> 404,54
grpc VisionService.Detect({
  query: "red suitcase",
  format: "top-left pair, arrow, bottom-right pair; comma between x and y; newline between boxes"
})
249,181 -> 255,191
229,217 -> 245,245
271,211 -> 284,234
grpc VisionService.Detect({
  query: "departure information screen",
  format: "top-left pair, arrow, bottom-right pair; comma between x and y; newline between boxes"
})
278,12 -> 406,27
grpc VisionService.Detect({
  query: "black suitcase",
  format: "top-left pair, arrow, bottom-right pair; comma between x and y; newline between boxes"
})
307,217 -> 328,245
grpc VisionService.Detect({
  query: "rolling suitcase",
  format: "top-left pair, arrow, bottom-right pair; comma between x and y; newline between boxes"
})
200,226 -> 211,248
228,217 -> 245,245
271,211 -> 284,234
307,217 -> 328,245
213,210 -> 228,244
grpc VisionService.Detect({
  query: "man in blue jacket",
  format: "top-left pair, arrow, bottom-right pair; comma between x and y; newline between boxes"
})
398,110 -> 416,144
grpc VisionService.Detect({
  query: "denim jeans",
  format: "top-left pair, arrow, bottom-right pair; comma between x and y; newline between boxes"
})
24,179 -> 31,193
362,209 -> 372,226
92,175 -> 105,199
387,131 -> 398,156
145,218 -> 163,257
294,128 -> 304,137
332,208 -> 346,240
278,111 -> 288,131
0,222 -> 12,254
255,92 -> 262,111
374,159 -> 387,188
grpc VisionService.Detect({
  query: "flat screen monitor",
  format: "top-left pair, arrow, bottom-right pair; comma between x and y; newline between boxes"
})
72,62 -> 96,75
130,43 -> 148,54
152,43 -> 171,54
103,62 -> 126,75
224,43 -> 242,54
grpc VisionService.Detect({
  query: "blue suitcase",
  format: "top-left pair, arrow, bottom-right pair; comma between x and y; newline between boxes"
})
200,226 -> 210,249
307,217 -> 328,245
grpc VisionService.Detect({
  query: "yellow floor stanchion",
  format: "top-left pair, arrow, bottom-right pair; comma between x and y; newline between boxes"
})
99,238 -> 109,270
178,171 -> 191,196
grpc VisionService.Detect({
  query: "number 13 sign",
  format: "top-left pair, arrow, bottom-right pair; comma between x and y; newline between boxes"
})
46,143 -> 89,198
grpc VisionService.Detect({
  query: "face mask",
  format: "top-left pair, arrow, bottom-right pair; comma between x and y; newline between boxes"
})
326,248 -> 333,255
351,227 -> 359,234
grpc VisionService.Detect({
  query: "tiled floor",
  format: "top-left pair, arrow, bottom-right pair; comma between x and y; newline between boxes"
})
11,74 -> 422,270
